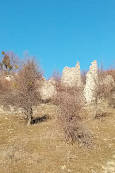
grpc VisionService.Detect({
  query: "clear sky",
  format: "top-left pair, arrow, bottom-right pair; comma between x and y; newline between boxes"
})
0,0 -> 115,78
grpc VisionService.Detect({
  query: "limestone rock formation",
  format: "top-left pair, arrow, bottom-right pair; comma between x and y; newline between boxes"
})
84,60 -> 98,104
61,62 -> 82,88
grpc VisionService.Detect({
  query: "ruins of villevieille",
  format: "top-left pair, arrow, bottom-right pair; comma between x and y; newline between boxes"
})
40,60 -> 114,103
0,60 -> 114,114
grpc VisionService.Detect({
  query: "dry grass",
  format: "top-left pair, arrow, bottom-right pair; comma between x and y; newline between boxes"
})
0,104 -> 115,173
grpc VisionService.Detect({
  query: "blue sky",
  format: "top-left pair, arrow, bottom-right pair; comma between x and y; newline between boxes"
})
0,0 -> 115,78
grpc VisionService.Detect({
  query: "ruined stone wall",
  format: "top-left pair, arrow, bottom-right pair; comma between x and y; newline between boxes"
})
0,60 -> 114,106
61,62 -> 82,88
39,79 -> 57,101
84,60 -> 98,104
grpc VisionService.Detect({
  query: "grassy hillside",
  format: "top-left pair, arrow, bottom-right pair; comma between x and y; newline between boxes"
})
0,104 -> 115,173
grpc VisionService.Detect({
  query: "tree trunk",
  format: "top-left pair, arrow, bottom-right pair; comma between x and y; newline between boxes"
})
25,107 -> 33,126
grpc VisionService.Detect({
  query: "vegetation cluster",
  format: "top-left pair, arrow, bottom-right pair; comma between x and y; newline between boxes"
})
0,51 -> 115,146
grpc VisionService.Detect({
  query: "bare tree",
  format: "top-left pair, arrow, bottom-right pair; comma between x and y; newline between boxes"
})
0,59 -> 43,125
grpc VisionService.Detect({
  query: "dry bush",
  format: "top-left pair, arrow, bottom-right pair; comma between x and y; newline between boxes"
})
109,87 -> 115,108
52,80 -> 92,146
92,69 -> 115,118
102,69 -> 115,108
0,59 -> 43,125
51,70 -> 61,82
0,77 -> 13,112
0,78 -> 13,113
0,78 -> 12,94
94,69 -> 115,104
105,69 -> 115,81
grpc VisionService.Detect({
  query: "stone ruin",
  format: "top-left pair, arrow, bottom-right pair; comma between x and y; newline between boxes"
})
39,78 -> 57,101
0,60 -> 114,105
84,60 -> 98,104
61,62 -> 82,88
39,60 -> 115,104
39,62 -> 83,101
84,61 -> 115,104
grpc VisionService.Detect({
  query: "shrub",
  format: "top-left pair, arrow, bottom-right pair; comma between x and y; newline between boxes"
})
52,80 -> 92,146
105,69 -> 115,81
0,77 -> 12,95
91,68 -> 115,118
94,69 -> 115,104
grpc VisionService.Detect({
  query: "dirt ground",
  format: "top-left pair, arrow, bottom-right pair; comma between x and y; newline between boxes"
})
0,104 -> 115,173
